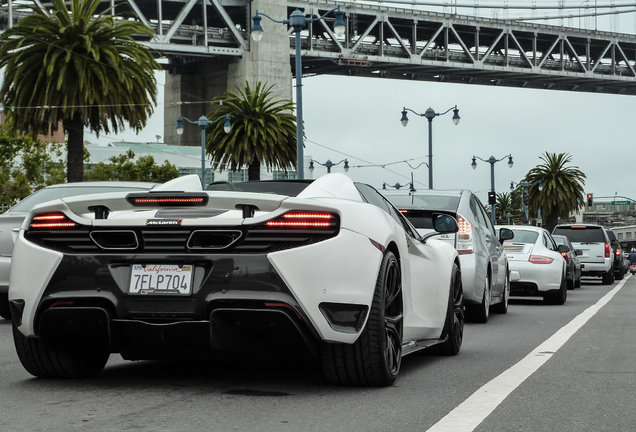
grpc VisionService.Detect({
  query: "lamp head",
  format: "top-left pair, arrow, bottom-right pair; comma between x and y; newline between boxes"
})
538,181 -> 543,191
344,159 -> 349,172
400,109 -> 409,127
508,155 -> 514,168
176,117 -> 184,135
223,116 -> 231,134
251,14 -> 264,42
510,181 -> 514,192
333,8 -> 346,37
309,160 -> 315,173
452,106 -> 460,125
471,156 -> 477,170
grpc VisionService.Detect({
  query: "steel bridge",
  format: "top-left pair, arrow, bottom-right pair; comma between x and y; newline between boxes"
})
2,0 -> 635,95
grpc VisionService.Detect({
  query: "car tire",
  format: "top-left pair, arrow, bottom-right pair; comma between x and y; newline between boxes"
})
616,266 -> 625,280
575,272 -> 582,288
544,273 -> 567,305
492,270 -> 509,315
321,251 -> 403,387
12,322 -> 109,378
434,263 -> 464,355
602,270 -> 614,285
0,293 -> 11,320
467,274 -> 490,323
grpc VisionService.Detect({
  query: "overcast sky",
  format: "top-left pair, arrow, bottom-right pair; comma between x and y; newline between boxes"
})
84,1 -> 636,204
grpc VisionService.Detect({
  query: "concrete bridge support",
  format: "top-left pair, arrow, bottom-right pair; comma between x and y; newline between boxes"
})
164,0 -> 293,149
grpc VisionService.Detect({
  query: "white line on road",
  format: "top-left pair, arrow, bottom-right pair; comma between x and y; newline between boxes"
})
426,277 -> 629,432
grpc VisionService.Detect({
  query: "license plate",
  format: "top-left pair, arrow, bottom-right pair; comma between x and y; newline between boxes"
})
129,264 -> 193,295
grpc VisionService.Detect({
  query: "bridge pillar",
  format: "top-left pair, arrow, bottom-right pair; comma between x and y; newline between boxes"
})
164,0 -> 292,151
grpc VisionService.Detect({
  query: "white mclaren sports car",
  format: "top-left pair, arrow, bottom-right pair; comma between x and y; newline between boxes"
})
9,174 -> 463,386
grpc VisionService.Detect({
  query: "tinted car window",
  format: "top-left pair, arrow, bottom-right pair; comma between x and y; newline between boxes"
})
553,226 -> 606,242
509,229 -> 540,243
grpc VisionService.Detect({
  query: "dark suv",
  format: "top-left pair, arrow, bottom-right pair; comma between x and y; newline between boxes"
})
606,229 -> 626,280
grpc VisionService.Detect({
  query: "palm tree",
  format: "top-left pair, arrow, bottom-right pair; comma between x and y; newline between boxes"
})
523,152 -> 586,232
495,192 -> 524,225
207,82 -> 297,180
0,0 -> 159,182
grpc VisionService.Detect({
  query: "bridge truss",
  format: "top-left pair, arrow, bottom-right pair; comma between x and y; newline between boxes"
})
2,0 -> 636,95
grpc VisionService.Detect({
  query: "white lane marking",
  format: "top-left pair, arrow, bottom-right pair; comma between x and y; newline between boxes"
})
426,277 -> 629,432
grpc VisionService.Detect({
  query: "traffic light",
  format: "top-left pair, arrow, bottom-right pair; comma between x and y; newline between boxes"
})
587,193 -> 593,207
522,188 -> 529,206
488,191 -> 496,205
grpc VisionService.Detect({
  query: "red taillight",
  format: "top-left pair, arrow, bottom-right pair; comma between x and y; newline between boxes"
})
456,215 -> 473,254
616,248 -> 622,257
265,212 -> 337,228
30,213 -> 76,229
529,255 -> 554,264
605,242 -> 611,258
126,192 -> 209,206
560,252 -> 568,259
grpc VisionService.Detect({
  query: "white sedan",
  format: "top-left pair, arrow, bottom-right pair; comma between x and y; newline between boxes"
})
496,225 -> 568,305
9,174 -> 463,386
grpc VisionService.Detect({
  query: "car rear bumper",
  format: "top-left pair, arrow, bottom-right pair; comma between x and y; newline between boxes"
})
580,260 -> 611,276
509,261 -> 562,294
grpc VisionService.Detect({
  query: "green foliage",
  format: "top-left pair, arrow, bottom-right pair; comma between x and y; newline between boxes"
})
522,152 -> 586,232
0,123 -> 66,209
84,149 -> 180,182
208,81 -> 298,180
0,0 -> 160,182
495,192 -> 525,225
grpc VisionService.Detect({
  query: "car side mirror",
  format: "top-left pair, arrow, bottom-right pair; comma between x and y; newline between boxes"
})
557,244 -> 570,253
432,213 -> 458,234
499,227 -> 514,243
421,213 -> 458,242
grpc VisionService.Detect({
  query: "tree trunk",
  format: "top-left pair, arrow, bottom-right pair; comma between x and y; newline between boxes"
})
544,210 -> 559,233
64,113 -> 84,183
248,159 -> 260,181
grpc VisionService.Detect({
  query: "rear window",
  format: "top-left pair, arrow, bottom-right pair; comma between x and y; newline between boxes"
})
384,194 -> 460,211
553,226 -> 605,243
399,209 -> 456,229
509,229 -> 539,244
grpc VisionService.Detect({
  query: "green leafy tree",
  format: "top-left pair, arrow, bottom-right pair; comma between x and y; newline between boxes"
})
85,149 -> 179,182
494,192 -> 525,225
207,82 -> 298,180
0,0 -> 159,183
523,152 -> 586,232
0,123 -> 66,208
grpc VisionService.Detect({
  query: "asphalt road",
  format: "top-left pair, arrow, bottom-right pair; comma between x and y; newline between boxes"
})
0,276 -> 634,432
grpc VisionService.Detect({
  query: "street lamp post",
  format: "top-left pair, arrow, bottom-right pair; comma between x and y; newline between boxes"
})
471,154 -> 514,225
309,158 -> 349,174
511,180 -> 543,226
400,105 -> 460,189
176,114 -> 231,188
251,7 -> 346,180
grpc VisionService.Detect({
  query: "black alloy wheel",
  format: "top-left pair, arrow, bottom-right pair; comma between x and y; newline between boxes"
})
321,251 -> 403,387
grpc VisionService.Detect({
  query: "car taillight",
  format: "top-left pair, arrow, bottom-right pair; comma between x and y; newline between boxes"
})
616,248 -> 622,257
456,215 -> 473,254
605,242 -> 611,258
29,213 -> 76,229
529,255 -> 554,264
265,212 -> 338,229
560,252 -> 568,259
126,192 -> 209,206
